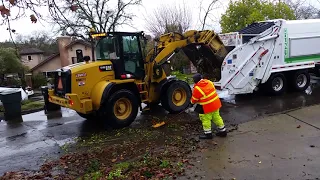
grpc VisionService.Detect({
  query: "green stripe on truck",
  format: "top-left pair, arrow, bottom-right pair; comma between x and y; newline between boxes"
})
285,54 -> 320,63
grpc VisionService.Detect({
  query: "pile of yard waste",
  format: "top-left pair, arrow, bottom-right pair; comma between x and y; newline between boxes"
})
0,113 -> 203,179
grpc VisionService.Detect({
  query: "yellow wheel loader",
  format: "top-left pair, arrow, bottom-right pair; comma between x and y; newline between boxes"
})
46,30 -> 227,128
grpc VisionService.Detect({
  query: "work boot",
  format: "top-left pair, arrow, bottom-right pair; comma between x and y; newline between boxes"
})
216,131 -> 227,137
199,133 -> 213,139
216,126 -> 227,137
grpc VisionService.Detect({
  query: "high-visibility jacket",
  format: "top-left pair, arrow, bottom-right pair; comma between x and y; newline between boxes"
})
190,79 -> 221,114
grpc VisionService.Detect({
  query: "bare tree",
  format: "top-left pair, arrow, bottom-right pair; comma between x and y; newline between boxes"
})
0,0 -> 44,50
15,31 -> 58,55
198,0 -> 222,30
285,0 -> 319,19
144,4 -> 192,37
0,0 -> 141,42
48,0 -> 142,39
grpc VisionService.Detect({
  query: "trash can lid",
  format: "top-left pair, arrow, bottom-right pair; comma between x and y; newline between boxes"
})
0,88 -> 20,95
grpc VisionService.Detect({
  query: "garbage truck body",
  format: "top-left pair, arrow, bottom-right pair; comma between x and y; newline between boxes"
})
216,19 -> 320,95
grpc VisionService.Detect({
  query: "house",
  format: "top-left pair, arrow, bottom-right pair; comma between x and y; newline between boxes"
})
20,36 -> 92,74
20,48 -> 45,69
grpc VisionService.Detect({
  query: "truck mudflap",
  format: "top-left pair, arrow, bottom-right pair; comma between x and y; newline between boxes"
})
48,89 -> 93,114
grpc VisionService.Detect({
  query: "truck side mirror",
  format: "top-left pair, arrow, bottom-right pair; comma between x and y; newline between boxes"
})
83,56 -> 90,62
76,49 -> 84,63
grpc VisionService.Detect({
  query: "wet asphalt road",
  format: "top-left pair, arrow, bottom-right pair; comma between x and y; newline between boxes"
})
0,77 -> 320,175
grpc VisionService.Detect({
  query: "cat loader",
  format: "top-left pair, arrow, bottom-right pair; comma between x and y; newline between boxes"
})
46,29 -> 227,128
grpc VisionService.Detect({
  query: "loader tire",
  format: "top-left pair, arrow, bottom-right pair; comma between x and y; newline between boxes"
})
161,80 -> 192,114
290,70 -> 310,92
265,73 -> 287,95
101,89 -> 138,129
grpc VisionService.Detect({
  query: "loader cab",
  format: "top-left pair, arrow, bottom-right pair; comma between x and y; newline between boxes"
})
94,32 -> 146,79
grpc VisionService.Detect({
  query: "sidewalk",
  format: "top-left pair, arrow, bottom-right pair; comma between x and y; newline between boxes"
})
184,105 -> 320,180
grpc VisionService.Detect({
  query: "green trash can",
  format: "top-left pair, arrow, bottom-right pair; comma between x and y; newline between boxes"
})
41,86 -> 61,113
0,90 -> 22,120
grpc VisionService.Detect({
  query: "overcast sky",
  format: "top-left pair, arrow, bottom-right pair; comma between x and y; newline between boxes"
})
0,0 -> 319,42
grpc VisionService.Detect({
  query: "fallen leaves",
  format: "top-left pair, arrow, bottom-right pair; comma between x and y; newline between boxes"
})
210,141 -> 218,146
152,121 -> 166,128
297,125 -> 301,128
1,114 -> 205,179
111,158 -> 117,163
182,159 -> 189,163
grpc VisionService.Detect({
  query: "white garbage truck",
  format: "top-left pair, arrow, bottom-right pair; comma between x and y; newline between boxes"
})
215,19 -> 320,95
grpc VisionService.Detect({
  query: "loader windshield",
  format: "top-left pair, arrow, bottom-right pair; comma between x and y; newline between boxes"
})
95,36 -> 120,60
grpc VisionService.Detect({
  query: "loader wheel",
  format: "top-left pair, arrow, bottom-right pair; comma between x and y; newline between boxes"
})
266,73 -> 287,95
291,70 -> 310,92
102,89 -> 138,128
161,80 -> 191,113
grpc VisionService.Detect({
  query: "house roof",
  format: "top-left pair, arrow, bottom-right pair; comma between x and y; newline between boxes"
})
30,53 -> 60,72
29,39 -> 91,72
65,40 -> 91,49
20,48 -> 44,55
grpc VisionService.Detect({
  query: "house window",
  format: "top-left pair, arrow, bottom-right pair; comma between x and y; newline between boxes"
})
28,55 -> 32,61
72,57 -> 77,64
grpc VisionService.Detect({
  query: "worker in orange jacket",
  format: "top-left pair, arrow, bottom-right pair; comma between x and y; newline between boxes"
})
190,73 -> 227,139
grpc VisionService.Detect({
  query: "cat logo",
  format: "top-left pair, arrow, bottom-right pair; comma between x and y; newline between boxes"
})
99,65 -> 112,72
57,77 -> 63,89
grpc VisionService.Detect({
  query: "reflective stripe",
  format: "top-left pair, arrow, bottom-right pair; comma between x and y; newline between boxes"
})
195,86 -> 206,97
218,125 -> 226,132
209,81 -> 215,87
199,95 -> 219,105
200,90 -> 216,100
192,96 -> 199,101
195,81 -> 217,100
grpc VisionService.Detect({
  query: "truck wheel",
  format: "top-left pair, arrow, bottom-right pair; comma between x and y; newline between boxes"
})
161,80 -> 191,113
102,89 -> 138,128
291,70 -> 310,92
77,112 -> 97,120
266,73 -> 287,95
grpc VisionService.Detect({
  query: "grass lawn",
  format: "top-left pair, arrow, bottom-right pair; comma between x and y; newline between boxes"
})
0,100 -> 44,117
21,100 -> 44,111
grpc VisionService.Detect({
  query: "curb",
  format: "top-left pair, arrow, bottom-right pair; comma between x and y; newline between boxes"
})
21,107 -> 44,115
